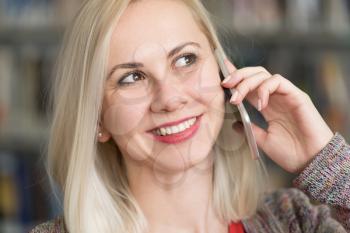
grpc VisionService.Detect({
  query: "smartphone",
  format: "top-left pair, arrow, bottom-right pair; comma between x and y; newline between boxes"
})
214,49 -> 260,160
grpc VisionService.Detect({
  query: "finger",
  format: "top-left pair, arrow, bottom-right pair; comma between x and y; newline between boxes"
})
256,74 -> 296,110
224,59 -> 237,73
229,71 -> 271,107
222,66 -> 271,87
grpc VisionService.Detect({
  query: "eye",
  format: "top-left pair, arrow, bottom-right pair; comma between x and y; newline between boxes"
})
174,53 -> 197,68
118,71 -> 146,86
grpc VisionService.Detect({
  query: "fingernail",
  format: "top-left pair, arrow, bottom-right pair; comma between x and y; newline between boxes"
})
222,76 -> 230,84
258,99 -> 262,111
230,90 -> 238,103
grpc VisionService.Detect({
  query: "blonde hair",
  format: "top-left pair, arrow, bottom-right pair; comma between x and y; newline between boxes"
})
47,0 -> 269,232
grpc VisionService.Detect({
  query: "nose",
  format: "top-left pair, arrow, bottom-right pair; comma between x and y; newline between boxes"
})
150,82 -> 188,113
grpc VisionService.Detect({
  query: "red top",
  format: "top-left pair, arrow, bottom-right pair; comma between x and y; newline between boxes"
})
228,221 -> 245,233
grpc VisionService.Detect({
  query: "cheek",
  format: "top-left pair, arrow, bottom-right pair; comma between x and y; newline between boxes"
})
103,102 -> 148,136
184,56 -> 224,109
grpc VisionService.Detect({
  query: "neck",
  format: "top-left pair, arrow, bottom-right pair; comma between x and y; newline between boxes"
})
124,152 -> 228,233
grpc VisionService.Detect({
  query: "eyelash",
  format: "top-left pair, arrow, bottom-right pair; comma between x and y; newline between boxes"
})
117,53 -> 198,87
117,71 -> 146,87
173,53 -> 198,68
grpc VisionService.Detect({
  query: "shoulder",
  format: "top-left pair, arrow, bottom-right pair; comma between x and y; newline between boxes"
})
256,188 -> 346,232
29,216 -> 67,233
262,187 -> 332,221
263,187 -> 317,209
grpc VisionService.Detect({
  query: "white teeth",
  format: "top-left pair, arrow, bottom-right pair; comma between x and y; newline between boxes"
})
160,128 -> 166,135
179,123 -> 185,131
171,125 -> 179,133
153,117 -> 197,136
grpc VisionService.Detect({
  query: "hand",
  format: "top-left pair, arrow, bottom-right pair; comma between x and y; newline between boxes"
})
221,59 -> 334,174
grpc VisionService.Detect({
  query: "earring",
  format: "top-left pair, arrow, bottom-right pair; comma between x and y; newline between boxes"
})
98,132 -> 102,137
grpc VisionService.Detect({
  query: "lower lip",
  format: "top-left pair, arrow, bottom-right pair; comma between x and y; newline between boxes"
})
149,115 -> 202,144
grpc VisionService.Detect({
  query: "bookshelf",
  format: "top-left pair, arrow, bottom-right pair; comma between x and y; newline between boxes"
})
0,0 -> 81,232
0,0 -> 350,232
0,27 -> 63,45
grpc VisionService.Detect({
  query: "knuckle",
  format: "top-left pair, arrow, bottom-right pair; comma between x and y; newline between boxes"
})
243,80 -> 255,92
301,91 -> 311,101
271,73 -> 283,80
257,85 -> 265,95
237,85 -> 248,96
236,87 -> 246,97
257,66 -> 268,73
229,73 -> 239,82
257,71 -> 268,78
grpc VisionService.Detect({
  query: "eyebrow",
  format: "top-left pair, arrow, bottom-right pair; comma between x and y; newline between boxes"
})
107,41 -> 201,79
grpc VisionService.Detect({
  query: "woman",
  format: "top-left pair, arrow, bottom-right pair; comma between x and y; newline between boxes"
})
30,0 -> 350,232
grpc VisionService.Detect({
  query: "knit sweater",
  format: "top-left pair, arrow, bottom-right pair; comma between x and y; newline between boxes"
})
29,132 -> 350,233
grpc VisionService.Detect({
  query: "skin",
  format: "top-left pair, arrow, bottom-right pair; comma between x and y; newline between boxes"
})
98,0 -> 334,232
222,62 -> 334,173
100,1 -> 227,233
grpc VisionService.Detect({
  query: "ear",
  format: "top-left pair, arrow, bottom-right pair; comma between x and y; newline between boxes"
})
97,121 -> 111,143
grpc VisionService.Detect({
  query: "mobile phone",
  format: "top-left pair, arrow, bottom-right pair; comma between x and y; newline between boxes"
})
214,49 -> 260,160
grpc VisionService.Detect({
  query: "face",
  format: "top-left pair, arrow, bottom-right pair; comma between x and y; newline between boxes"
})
100,0 -> 225,177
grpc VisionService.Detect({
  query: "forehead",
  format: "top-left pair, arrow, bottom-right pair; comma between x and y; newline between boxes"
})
109,0 -> 208,61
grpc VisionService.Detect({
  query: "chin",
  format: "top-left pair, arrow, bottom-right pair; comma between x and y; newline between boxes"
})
149,135 -> 216,176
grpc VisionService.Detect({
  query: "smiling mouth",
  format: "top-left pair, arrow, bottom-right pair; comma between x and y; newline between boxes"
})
148,113 -> 203,135
148,114 -> 203,144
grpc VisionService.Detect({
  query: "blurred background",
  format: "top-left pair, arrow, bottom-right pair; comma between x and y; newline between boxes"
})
0,0 -> 349,232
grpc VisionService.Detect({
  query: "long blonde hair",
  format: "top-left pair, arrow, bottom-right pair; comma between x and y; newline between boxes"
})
47,0 -> 268,232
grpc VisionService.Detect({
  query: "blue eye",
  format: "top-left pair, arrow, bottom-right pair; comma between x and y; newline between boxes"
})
118,71 -> 145,86
174,54 -> 197,68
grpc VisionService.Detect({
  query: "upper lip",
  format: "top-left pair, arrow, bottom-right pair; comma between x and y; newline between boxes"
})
148,114 -> 202,132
